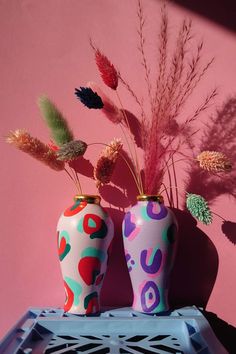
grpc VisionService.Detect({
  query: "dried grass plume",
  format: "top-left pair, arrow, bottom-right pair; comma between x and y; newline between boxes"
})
94,49 -> 118,90
6,129 -> 64,171
94,139 -> 123,187
197,151 -> 232,173
57,140 -> 87,162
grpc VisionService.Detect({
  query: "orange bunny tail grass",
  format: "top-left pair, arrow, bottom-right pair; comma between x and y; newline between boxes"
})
6,129 -> 64,171
94,139 -> 123,187
94,49 -> 118,90
197,151 -> 232,173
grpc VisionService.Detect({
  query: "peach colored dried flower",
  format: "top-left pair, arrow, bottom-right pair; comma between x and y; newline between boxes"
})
94,139 -> 122,187
95,50 -> 118,90
197,151 -> 232,173
6,129 -> 64,171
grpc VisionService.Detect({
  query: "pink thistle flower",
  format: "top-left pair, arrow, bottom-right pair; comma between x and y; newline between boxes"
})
197,151 -> 232,173
95,50 -> 118,90
94,139 -> 123,187
6,129 -> 64,171
87,82 -> 123,124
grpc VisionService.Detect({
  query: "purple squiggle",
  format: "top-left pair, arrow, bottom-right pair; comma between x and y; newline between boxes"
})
147,201 -> 168,220
140,248 -> 162,274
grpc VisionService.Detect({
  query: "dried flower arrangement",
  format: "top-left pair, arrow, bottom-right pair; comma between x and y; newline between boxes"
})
74,0 -> 232,225
6,95 -> 122,195
6,0 -> 233,227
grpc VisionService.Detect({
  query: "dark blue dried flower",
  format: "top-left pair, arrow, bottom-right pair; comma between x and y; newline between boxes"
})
75,87 -> 104,109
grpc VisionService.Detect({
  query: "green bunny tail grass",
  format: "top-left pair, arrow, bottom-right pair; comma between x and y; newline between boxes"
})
186,193 -> 213,225
38,95 -> 74,146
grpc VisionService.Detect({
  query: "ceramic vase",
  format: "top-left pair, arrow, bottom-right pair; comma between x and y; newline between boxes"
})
57,195 -> 114,315
122,195 -> 178,314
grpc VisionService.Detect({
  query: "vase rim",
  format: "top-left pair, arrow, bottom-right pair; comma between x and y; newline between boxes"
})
137,194 -> 163,203
74,194 -> 101,204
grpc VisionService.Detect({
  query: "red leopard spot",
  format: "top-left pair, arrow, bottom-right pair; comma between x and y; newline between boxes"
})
64,201 -> 87,217
58,237 -> 66,256
64,281 -> 74,312
83,214 -> 102,234
78,257 -> 101,285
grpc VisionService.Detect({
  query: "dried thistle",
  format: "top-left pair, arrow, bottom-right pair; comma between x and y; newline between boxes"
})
57,140 -> 87,162
95,49 -> 118,90
197,151 -> 232,173
38,96 -> 74,146
6,129 -> 64,171
75,87 -> 104,109
186,193 -> 212,225
87,82 -> 123,124
94,139 -> 123,187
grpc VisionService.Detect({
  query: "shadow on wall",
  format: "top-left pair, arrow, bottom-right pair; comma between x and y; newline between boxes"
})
169,209 -> 218,309
172,0 -> 236,32
101,208 -> 133,307
185,97 -> 236,244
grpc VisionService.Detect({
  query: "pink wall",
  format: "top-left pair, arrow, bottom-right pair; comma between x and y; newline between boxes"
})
0,0 -> 235,338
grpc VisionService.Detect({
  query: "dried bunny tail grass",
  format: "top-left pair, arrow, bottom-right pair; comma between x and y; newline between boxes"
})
197,151 -> 232,172
102,138 -> 123,158
87,82 -> 123,124
6,129 -> 64,171
38,95 -> 74,146
75,87 -> 104,109
94,139 -> 123,187
186,193 -> 213,225
56,140 -> 87,162
93,48 -> 118,90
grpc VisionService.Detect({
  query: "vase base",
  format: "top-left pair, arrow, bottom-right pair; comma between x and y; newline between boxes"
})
64,305 -> 101,316
132,303 -> 170,315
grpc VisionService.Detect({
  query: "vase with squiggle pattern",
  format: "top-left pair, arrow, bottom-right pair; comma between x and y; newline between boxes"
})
57,195 -> 114,315
122,195 -> 178,314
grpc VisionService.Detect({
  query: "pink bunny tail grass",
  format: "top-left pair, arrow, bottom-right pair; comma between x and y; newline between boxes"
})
94,138 -> 123,187
94,49 -> 118,90
6,129 -> 65,171
87,82 -> 123,124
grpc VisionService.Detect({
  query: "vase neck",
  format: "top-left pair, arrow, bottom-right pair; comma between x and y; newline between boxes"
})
74,195 -> 101,204
137,195 -> 163,203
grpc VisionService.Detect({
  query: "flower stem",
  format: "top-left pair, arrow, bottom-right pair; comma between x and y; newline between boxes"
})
64,167 -> 81,194
164,159 -> 174,208
71,167 -> 82,195
171,155 -> 179,209
115,90 -> 144,194
88,142 -> 142,194
211,211 -> 226,221
159,182 -> 171,206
